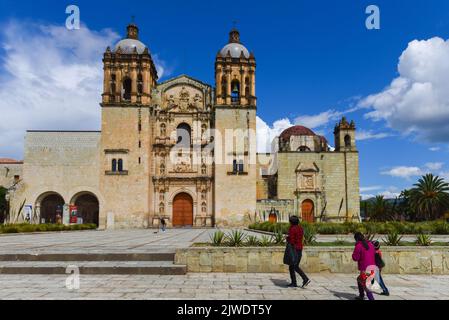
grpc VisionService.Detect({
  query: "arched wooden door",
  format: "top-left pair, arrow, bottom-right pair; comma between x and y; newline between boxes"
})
172,193 -> 193,227
301,200 -> 315,223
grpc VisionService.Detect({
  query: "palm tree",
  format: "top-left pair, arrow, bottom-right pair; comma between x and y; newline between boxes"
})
410,174 -> 449,221
368,195 -> 392,221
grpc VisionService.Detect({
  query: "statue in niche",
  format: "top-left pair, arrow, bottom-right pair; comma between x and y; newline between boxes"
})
193,93 -> 203,109
166,94 -> 175,108
179,87 -> 190,111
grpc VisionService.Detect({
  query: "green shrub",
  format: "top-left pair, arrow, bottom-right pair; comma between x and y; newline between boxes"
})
383,231 -> 403,246
272,230 -> 286,245
302,223 -> 317,245
210,230 -> 225,246
225,230 -> 247,247
416,234 -> 433,246
245,235 -> 260,246
431,221 -> 449,235
259,235 -> 273,247
2,226 -> 18,233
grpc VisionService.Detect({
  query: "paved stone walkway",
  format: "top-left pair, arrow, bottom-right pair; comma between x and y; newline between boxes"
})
1,229 -> 447,255
0,273 -> 448,300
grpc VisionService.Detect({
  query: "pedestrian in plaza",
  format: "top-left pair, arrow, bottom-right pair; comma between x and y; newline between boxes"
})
372,240 -> 389,296
352,232 -> 376,300
284,215 -> 311,288
160,218 -> 166,232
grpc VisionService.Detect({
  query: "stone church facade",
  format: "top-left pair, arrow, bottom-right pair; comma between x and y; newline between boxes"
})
5,23 -> 360,229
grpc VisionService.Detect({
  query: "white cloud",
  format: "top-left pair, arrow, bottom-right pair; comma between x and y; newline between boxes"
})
425,162 -> 444,171
356,130 -> 390,141
360,186 -> 383,193
294,110 -> 342,129
429,147 -> 441,152
361,186 -> 400,200
256,117 -> 293,153
0,20 -> 168,159
381,166 -> 423,179
359,37 -> 449,142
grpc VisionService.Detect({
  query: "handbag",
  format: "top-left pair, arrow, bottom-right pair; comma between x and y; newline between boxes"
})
283,243 -> 297,266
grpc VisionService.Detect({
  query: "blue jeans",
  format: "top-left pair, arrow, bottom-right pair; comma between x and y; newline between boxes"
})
378,271 -> 389,294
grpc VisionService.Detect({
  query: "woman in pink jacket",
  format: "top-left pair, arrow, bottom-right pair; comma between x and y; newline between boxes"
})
352,232 -> 376,300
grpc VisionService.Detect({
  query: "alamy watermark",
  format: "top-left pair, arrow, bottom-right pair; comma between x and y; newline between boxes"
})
366,5 -> 380,30
66,5 -> 80,30
65,265 -> 80,290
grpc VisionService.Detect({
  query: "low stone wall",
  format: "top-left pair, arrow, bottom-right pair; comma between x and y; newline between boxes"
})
175,247 -> 449,274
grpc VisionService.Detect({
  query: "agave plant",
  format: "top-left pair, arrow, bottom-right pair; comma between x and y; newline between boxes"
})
245,235 -> 260,246
259,235 -> 273,247
302,224 -> 317,245
382,231 -> 403,246
209,230 -> 225,246
416,233 -> 433,246
272,229 -> 286,245
225,230 -> 247,247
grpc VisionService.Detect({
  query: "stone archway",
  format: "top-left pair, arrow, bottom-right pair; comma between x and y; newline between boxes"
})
72,193 -> 99,226
39,193 -> 65,224
172,193 -> 193,227
301,199 -> 315,223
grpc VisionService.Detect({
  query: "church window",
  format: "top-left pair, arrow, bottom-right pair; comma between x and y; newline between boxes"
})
231,80 -> 240,104
233,160 -> 238,173
137,73 -> 143,94
177,123 -> 191,146
238,160 -> 244,173
344,135 -> 351,147
118,159 -> 124,172
112,159 -> 117,172
122,77 -> 132,101
298,146 -> 311,152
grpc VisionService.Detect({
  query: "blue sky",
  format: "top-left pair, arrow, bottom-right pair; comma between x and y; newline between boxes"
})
1,0 -> 449,198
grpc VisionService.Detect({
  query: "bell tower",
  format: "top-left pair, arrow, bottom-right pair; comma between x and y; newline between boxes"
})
334,117 -> 357,152
215,28 -> 256,106
99,22 -> 158,229
213,28 -> 257,227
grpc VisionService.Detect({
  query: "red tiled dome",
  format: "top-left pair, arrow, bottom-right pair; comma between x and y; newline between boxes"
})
280,126 -> 316,140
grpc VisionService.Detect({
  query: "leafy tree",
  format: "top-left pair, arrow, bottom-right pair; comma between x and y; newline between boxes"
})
409,174 -> 449,221
397,189 -> 415,221
367,195 -> 393,222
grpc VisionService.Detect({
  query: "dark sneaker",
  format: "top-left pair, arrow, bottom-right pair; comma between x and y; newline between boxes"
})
301,279 -> 311,288
287,283 -> 298,288
380,292 -> 390,296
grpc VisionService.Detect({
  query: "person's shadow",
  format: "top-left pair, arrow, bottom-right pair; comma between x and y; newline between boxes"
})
329,290 -> 357,300
271,278 -> 290,288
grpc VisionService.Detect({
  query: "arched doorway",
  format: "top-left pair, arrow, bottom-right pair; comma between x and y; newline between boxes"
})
74,193 -> 99,226
40,193 -> 65,224
172,193 -> 193,227
301,199 -> 315,223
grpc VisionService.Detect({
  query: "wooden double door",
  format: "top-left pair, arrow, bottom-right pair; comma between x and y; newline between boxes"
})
301,199 -> 315,223
172,193 -> 193,227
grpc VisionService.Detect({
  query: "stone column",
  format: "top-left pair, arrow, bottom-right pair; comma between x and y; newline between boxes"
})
131,67 -> 138,103
226,70 -> 232,105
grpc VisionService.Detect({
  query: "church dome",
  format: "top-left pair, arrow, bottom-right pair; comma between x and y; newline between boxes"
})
113,23 -> 148,54
114,38 -> 147,54
280,126 -> 316,140
219,28 -> 251,58
220,43 -> 250,58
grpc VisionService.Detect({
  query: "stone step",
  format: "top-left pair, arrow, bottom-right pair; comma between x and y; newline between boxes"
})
0,261 -> 186,275
0,253 -> 175,262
